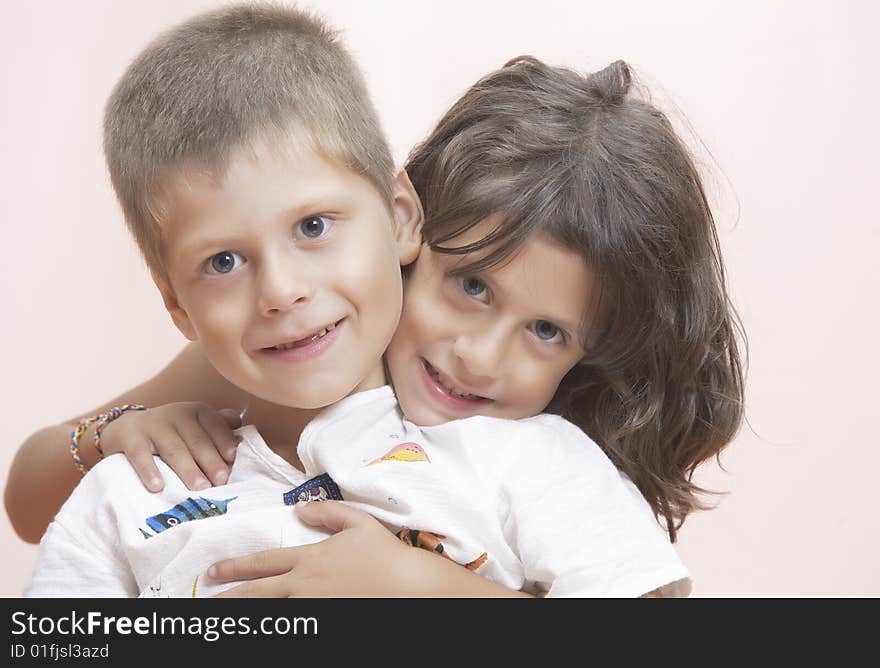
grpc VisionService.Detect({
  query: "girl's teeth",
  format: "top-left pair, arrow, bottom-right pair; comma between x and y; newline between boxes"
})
428,364 -> 480,400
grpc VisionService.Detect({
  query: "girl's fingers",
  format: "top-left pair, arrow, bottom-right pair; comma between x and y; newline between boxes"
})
175,418 -> 230,486
124,436 -> 165,492
199,408 -> 241,463
208,547 -> 300,582
151,428 -> 211,491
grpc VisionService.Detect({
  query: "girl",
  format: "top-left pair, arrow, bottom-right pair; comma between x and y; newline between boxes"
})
7,56 -> 744,594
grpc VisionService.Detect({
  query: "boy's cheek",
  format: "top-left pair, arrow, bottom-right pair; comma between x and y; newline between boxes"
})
188,302 -> 246,343
153,276 -> 200,341
176,290 -> 250,344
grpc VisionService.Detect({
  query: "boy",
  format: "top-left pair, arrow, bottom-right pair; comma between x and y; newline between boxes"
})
26,4 -> 688,597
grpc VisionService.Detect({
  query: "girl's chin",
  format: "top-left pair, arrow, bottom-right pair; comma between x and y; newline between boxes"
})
397,395 -> 452,427
402,397 -> 493,427
400,405 -> 446,427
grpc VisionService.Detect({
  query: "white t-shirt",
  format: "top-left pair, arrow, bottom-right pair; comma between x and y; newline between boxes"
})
26,385 -> 690,597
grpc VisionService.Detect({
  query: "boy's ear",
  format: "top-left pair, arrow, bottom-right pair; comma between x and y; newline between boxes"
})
390,168 -> 424,266
151,271 -> 198,342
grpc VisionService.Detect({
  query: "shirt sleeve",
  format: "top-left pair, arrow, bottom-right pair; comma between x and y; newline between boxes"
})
24,464 -> 139,597
498,417 -> 691,597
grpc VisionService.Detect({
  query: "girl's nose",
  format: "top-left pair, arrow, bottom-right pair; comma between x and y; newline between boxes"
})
452,326 -> 506,380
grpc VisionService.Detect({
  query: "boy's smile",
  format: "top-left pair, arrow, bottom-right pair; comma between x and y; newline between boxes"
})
385,218 -> 599,426
258,318 -> 344,362
155,136 -> 420,412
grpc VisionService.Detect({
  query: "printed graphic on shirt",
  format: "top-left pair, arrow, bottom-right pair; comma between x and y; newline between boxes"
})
139,495 -> 238,538
396,528 -> 488,571
369,442 -> 430,465
283,473 -> 344,506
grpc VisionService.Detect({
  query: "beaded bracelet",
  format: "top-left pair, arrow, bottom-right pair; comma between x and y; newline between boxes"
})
69,404 -> 147,476
93,404 -> 147,458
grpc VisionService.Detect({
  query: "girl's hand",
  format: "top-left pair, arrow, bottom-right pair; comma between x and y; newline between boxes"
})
209,501 -> 525,598
100,402 -> 241,491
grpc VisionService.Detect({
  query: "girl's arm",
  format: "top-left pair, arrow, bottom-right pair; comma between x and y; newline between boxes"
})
4,342 -> 247,544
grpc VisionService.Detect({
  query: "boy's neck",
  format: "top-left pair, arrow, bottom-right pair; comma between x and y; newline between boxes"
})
244,398 -> 320,472
242,364 -> 389,472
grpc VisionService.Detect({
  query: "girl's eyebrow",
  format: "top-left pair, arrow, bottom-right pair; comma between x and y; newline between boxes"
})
535,311 -> 581,335
471,268 -> 583,335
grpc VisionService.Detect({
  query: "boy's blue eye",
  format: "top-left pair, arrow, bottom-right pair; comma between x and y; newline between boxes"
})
534,320 -> 561,341
208,251 -> 244,275
298,216 -> 329,239
461,277 -> 487,298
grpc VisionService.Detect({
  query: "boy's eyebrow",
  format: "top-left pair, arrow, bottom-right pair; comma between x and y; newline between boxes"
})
169,196 -> 348,261
172,233 -> 244,261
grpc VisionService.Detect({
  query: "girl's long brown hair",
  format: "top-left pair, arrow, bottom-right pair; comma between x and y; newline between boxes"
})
405,56 -> 745,541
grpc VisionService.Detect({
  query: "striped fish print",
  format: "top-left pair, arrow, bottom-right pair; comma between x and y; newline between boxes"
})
140,496 -> 237,538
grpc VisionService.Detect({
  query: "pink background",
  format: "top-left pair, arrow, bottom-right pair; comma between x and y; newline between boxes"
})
2,1 -> 878,596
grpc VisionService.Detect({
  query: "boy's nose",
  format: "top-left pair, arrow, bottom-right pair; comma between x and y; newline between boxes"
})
257,256 -> 315,314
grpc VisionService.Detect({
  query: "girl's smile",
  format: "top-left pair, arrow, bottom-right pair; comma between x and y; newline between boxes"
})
420,357 -> 494,409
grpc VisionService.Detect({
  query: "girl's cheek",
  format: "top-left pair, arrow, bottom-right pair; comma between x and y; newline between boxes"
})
434,299 -> 470,335
418,302 -> 452,340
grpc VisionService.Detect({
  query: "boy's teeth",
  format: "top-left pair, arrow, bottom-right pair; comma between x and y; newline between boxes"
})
272,325 -> 335,350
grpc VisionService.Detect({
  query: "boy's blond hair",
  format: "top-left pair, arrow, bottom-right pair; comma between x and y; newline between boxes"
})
103,2 -> 393,278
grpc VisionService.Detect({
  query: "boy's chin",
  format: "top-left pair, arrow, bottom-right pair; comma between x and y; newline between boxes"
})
246,379 -> 357,411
